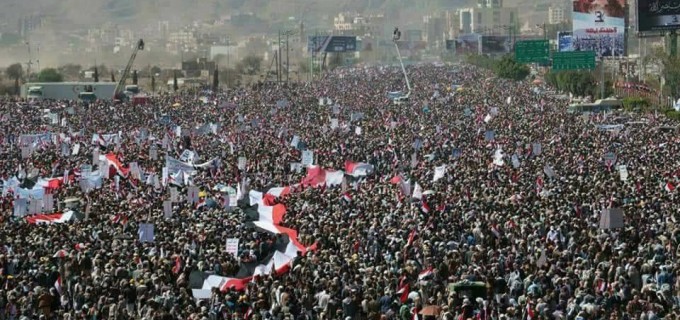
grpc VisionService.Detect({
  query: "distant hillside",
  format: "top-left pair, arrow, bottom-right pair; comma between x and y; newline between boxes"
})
3,0 -> 474,31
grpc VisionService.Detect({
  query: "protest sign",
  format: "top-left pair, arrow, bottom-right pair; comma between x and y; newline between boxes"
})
599,208 -> 624,229
226,238 -> 239,258
301,150 -> 314,166
237,157 -> 247,170
187,186 -> 200,204
532,143 -> 542,156
485,130 -> 495,141
163,201 -> 173,219
138,223 -> 155,243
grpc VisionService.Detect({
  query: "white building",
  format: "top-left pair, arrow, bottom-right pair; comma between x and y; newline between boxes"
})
548,6 -> 566,25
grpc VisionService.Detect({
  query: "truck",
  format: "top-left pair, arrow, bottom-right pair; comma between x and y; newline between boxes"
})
20,82 -> 117,101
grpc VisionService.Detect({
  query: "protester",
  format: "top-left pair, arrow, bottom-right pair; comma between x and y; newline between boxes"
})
0,63 -> 679,320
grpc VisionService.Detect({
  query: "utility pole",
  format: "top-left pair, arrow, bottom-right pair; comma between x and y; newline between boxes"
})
286,32 -> 290,84
278,31 -> 282,84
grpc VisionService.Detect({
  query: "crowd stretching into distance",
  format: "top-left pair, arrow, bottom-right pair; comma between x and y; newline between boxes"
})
0,63 -> 679,320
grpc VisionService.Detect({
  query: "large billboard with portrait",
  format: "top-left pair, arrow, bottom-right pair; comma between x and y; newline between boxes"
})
572,0 -> 626,57
638,0 -> 680,32
558,31 -> 575,52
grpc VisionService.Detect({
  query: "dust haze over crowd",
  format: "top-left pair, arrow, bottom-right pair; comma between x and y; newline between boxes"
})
0,0 -> 474,68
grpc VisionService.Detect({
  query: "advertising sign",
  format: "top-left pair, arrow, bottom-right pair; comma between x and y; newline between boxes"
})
308,36 -> 357,53
455,34 -> 481,55
558,31 -> 575,52
572,0 -> 626,57
480,36 -> 511,54
638,1 -> 680,32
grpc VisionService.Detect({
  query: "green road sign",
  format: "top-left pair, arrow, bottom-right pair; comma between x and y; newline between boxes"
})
514,40 -> 549,64
551,51 -> 596,71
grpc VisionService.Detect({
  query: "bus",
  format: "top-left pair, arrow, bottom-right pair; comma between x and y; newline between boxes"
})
567,99 -> 623,114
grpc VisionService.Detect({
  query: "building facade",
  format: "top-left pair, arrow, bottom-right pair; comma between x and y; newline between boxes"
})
548,6 -> 566,25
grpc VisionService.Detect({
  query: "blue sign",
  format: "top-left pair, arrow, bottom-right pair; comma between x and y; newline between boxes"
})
452,148 -> 462,158
308,36 -> 357,53
558,32 -> 574,52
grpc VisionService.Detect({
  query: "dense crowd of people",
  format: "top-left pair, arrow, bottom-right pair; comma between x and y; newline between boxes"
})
0,63 -> 679,320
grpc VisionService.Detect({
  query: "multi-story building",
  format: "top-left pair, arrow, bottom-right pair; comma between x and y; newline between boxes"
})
548,6 -> 566,25
458,1 -> 519,35
167,30 -> 198,53
332,13 -> 385,37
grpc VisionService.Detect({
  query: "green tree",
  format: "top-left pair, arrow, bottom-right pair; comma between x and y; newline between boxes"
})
6,63 -> 24,82
236,55 -> 262,75
644,47 -> 680,98
493,56 -> 530,81
545,71 -> 596,97
37,68 -> 64,82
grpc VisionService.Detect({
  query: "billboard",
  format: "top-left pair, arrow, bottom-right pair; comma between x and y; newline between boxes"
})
481,35 -> 511,54
558,31 -> 575,52
455,34 -> 481,55
572,0 -> 626,57
307,36 -> 358,53
638,1 -> 680,32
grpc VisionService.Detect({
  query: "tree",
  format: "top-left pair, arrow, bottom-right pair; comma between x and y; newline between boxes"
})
111,72 -> 116,83
6,63 -> 23,82
132,70 -> 138,85
37,68 -> 64,82
644,47 -> 680,98
173,71 -> 178,91
236,55 -> 262,75
493,56 -> 530,81
151,75 -> 156,93
6,63 -> 23,95
545,70 -> 597,97
93,66 -> 99,82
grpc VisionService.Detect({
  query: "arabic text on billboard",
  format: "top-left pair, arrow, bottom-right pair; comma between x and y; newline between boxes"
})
481,36 -> 511,54
572,0 -> 626,57
638,0 -> 680,32
558,31 -> 575,52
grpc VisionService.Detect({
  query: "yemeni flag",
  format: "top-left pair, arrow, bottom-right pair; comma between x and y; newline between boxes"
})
243,204 -> 287,225
420,199 -> 430,214
104,153 -> 129,177
341,192 -> 352,204
53,249 -> 68,258
112,213 -> 129,225
397,283 -> 410,303
54,276 -> 63,295
405,229 -> 417,248
25,212 -> 73,224
344,160 -> 375,177
417,267 -> 434,281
